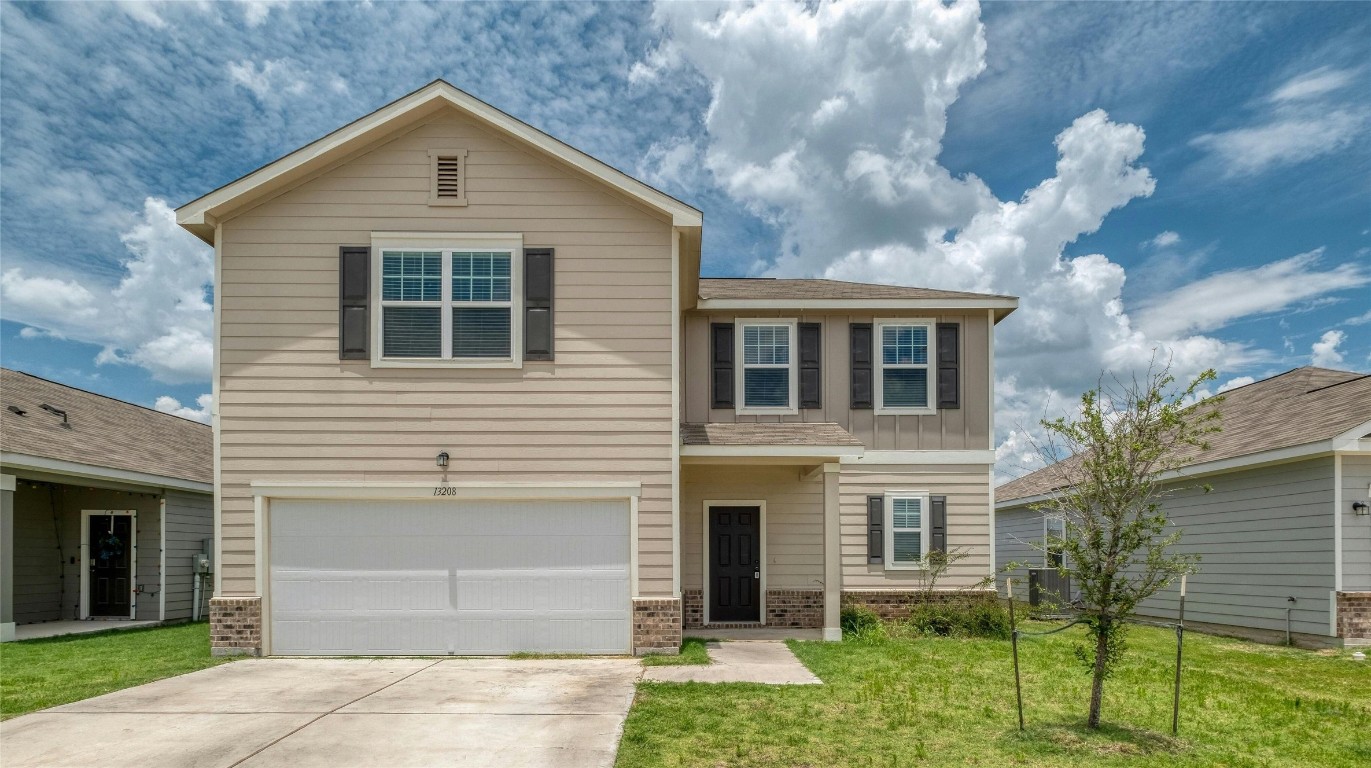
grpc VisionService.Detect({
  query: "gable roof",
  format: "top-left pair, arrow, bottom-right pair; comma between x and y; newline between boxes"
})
0,369 -> 212,488
176,79 -> 702,244
997,366 -> 1371,504
696,278 -> 1019,319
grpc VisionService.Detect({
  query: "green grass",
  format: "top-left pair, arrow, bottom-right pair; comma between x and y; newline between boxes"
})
640,637 -> 715,667
617,622 -> 1371,767
0,621 -> 232,720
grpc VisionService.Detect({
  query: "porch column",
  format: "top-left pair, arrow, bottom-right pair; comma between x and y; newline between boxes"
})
1,474 -> 16,642
823,463 -> 842,641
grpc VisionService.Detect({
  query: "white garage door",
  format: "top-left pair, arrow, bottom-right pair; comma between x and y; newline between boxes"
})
269,498 -> 630,655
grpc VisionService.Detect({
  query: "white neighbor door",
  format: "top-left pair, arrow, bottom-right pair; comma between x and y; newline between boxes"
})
268,498 -> 631,655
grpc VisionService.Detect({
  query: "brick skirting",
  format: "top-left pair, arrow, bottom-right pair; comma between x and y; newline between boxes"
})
842,589 -> 997,621
633,598 -> 682,655
210,597 -> 262,657
683,589 -> 704,629
765,589 -> 824,628
1336,592 -> 1371,644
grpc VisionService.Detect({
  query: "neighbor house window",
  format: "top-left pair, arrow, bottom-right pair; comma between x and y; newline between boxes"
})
736,319 -> 798,413
375,236 -> 521,367
885,492 -> 929,569
876,320 -> 935,414
1044,515 -> 1065,568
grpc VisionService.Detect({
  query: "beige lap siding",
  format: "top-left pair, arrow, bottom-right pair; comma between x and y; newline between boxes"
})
216,108 -> 676,598
840,463 -> 992,589
680,464 -> 825,591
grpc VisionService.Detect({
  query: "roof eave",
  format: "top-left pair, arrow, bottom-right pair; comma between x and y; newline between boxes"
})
694,297 -> 1019,316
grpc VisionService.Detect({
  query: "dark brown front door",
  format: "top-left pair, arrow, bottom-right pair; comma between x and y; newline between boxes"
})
89,515 -> 132,617
710,505 -> 760,622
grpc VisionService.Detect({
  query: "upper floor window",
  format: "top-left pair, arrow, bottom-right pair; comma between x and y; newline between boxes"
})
736,319 -> 798,414
876,320 -> 935,415
1044,515 -> 1065,568
373,234 -> 522,368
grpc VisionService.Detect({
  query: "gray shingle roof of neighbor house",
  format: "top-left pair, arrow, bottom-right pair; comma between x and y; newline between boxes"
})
681,421 -> 865,447
996,366 -> 1371,504
698,277 -> 1017,302
0,368 -> 213,485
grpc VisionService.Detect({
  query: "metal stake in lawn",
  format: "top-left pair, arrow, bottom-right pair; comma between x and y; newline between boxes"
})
1008,578 -> 1024,731
1172,574 -> 1187,736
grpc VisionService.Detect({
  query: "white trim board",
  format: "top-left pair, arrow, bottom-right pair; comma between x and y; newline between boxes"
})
682,445 -> 864,460
249,480 -> 642,501
701,500 -> 767,626
1,453 -> 212,495
695,298 -> 1019,317
79,510 -> 137,621
844,450 -> 995,465
176,80 -> 702,243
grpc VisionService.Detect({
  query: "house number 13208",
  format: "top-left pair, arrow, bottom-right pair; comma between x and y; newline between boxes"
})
433,487 -> 458,496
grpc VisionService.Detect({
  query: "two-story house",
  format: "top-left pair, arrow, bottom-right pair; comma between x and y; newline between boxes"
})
176,81 -> 1017,656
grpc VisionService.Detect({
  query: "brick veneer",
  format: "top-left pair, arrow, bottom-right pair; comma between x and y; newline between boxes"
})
842,589 -> 998,621
683,589 -> 704,629
633,597 -> 682,655
765,589 -> 824,628
1336,592 -> 1371,644
210,597 -> 262,656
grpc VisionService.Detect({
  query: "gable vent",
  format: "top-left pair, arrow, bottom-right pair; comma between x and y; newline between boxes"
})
428,149 -> 468,206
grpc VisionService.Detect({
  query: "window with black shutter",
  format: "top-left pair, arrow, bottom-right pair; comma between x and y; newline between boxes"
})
799,322 -> 822,409
936,323 -> 960,409
338,246 -> 369,360
711,323 -> 735,409
850,323 -> 873,409
867,495 -> 884,564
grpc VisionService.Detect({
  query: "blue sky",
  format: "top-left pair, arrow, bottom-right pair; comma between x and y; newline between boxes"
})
1,1 -> 1367,472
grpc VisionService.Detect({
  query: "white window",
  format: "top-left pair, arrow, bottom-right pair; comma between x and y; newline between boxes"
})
1044,515 -> 1065,568
735,319 -> 798,414
876,319 -> 935,414
884,491 -> 929,569
372,234 -> 522,368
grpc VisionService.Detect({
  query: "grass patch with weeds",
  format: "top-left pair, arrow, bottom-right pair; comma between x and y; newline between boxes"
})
1,622 -> 232,720
617,622 -> 1370,767
640,637 -> 714,667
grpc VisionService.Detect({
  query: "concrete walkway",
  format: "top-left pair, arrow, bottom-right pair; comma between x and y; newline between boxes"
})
642,640 -> 822,685
13,619 -> 162,641
1,657 -> 641,767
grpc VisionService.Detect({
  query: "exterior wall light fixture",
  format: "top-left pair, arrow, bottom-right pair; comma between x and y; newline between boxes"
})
436,451 -> 450,468
1354,501 -> 1369,516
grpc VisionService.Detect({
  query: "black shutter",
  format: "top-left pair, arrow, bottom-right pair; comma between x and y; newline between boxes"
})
937,323 -> 960,409
868,495 -> 884,564
711,323 -> 735,409
930,495 -> 947,554
524,248 -> 554,360
799,322 -> 822,409
338,246 -> 369,360
850,323 -> 873,409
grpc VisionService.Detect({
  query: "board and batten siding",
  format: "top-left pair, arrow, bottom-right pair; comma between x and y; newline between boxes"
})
1342,454 -> 1371,592
994,506 -> 1046,593
840,463 -> 992,589
680,465 -> 824,590
682,311 -> 992,451
163,491 -> 213,621
216,108 -> 676,598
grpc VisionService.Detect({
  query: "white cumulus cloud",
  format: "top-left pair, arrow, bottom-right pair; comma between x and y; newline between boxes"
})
0,197 -> 213,384
154,393 -> 213,424
1311,330 -> 1346,368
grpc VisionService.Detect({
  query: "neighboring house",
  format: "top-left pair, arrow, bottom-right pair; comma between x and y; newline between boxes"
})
0,369 -> 214,641
995,367 -> 1371,647
174,80 -> 1017,657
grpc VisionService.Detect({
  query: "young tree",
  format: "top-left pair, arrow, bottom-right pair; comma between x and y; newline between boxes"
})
1031,363 -> 1221,729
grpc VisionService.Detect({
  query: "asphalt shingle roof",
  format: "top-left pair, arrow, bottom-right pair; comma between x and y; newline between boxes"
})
698,278 -> 1016,302
0,368 -> 212,485
681,422 -> 864,447
996,367 -> 1371,503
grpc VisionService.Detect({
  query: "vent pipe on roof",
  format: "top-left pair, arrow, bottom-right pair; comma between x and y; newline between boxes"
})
40,403 -> 70,427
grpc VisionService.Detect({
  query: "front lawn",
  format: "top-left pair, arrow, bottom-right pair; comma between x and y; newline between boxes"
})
0,621 -> 231,719
618,623 -> 1371,767
640,637 -> 714,667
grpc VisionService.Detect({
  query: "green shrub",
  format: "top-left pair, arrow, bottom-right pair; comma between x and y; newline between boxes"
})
907,600 -> 1010,639
840,606 -> 886,641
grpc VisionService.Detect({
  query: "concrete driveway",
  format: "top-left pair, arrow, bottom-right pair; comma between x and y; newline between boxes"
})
0,658 -> 642,768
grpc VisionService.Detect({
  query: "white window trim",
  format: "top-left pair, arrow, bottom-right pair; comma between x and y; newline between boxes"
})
734,318 -> 799,415
79,510 -> 138,620
1044,514 -> 1066,568
875,318 -> 936,415
370,232 -> 523,369
883,490 -> 929,570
